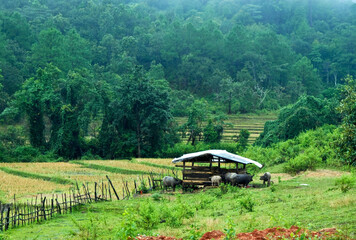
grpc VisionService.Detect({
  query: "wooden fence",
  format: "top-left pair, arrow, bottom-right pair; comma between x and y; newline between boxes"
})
0,172 -> 166,232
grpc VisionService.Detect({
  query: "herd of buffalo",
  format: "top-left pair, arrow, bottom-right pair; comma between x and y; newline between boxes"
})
162,172 -> 272,191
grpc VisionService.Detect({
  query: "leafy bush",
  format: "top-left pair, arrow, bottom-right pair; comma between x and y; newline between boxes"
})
335,174 -> 355,193
224,217 -> 236,240
116,209 -> 140,240
188,224 -> 202,240
137,200 -> 160,230
284,149 -> 322,174
239,193 -> 256,212
12,146 -> 40,162
151,193 -> 162,201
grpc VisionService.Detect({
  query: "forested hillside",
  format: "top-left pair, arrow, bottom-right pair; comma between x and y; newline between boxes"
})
0,0 -> 355,160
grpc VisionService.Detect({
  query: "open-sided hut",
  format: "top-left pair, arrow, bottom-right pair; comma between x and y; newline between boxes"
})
172,150 -> 263,188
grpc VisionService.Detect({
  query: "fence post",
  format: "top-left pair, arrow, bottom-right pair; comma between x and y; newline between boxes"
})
0,203 -> 4,231
42,197 -> 47,221
102,181 -> 104,200
5,207 -> 10,231
106,175 -> 120,200
56,199 -> 61,215
51,199 -> 54,217
95,182 -> 98,201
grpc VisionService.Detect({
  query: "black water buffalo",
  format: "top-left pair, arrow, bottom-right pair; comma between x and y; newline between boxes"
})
162,176 -> 182,191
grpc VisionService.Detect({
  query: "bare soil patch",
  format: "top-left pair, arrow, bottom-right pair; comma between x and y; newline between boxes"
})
302,169 -> 348,179
271,169 -> 347,182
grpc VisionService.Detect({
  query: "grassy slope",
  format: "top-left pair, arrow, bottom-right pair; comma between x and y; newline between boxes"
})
1,170 -> 355,239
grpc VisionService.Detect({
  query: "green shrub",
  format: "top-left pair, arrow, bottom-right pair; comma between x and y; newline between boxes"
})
239,193 -> 255,212
12,146 -> 40,162
335,174 -> 355,193
116,209 -> 140,240
137,200 -> 160,230
151,193 -> 162,201
283,151 -> 322,175
224,217 -> 236,240
219,183 -> 228,195
187,224 -> 202,240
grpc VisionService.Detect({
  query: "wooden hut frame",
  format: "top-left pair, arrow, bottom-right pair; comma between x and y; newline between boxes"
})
172,150 -> 263,188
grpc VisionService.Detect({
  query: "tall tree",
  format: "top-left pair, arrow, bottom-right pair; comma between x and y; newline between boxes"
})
100,66 -> 172,158
336,75 -> 356,166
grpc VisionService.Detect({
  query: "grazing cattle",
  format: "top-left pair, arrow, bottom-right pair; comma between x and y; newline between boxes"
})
260,172 -> 272,186
225,173 -> 253,187
211,175 -> 222,186
162,176 -> 182,191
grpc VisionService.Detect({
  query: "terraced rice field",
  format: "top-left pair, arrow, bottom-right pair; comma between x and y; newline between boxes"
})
0,159 -> 178,202
0,170 -> 71,202
176,113 -> 277,144
82,160 -> 167,174
135,158 -> 174,167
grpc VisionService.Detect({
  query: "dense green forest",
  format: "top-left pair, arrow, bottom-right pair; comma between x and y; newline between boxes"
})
0,0 -> 355,163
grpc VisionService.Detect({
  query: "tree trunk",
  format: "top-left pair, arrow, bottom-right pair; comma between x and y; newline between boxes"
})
136,122 -> 141,158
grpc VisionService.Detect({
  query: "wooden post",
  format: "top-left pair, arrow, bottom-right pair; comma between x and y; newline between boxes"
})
134,180 -> 137,194
64,194 -> 67,213
82,184 -> 90,203
106,175 -> 120,200
69,195 -> 72,213
42,197 -> 47,221
36,206 -> 39,223
218,157 -> 221,172
5,207 -> 10,231
86,183 -> 92,202
126,181 -> 130,197
102,181 -> 104,200
95,182 -> 98,201
108,185 -> 112,200
0,203 -> 2,231
56,199 -> 61,214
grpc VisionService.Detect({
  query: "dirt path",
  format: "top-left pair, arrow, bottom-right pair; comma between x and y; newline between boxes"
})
271,169 -> 348,182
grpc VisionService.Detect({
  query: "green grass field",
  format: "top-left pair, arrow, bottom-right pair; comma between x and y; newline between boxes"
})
176,113 -> 277,144
0,162 -> 355,239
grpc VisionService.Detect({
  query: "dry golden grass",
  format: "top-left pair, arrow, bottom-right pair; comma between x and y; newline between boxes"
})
136,158 -> 174,167
0,162 -> 91,175
0,170 -> 70,202
303,169 -> 349,178
329,195 -> 356,208
0,162 -> 155,200
83,160 -> 166,173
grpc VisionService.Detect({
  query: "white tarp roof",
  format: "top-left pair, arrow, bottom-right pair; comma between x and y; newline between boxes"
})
172,149 -> 263,168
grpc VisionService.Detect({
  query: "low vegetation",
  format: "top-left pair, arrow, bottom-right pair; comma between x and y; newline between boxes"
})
1,170 -> 355,239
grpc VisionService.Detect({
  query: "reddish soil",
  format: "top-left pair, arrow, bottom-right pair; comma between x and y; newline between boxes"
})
200,230 -> 225,240
236,226 -> 337,240
136,236 -> 182,240
137,226 -> 338,240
